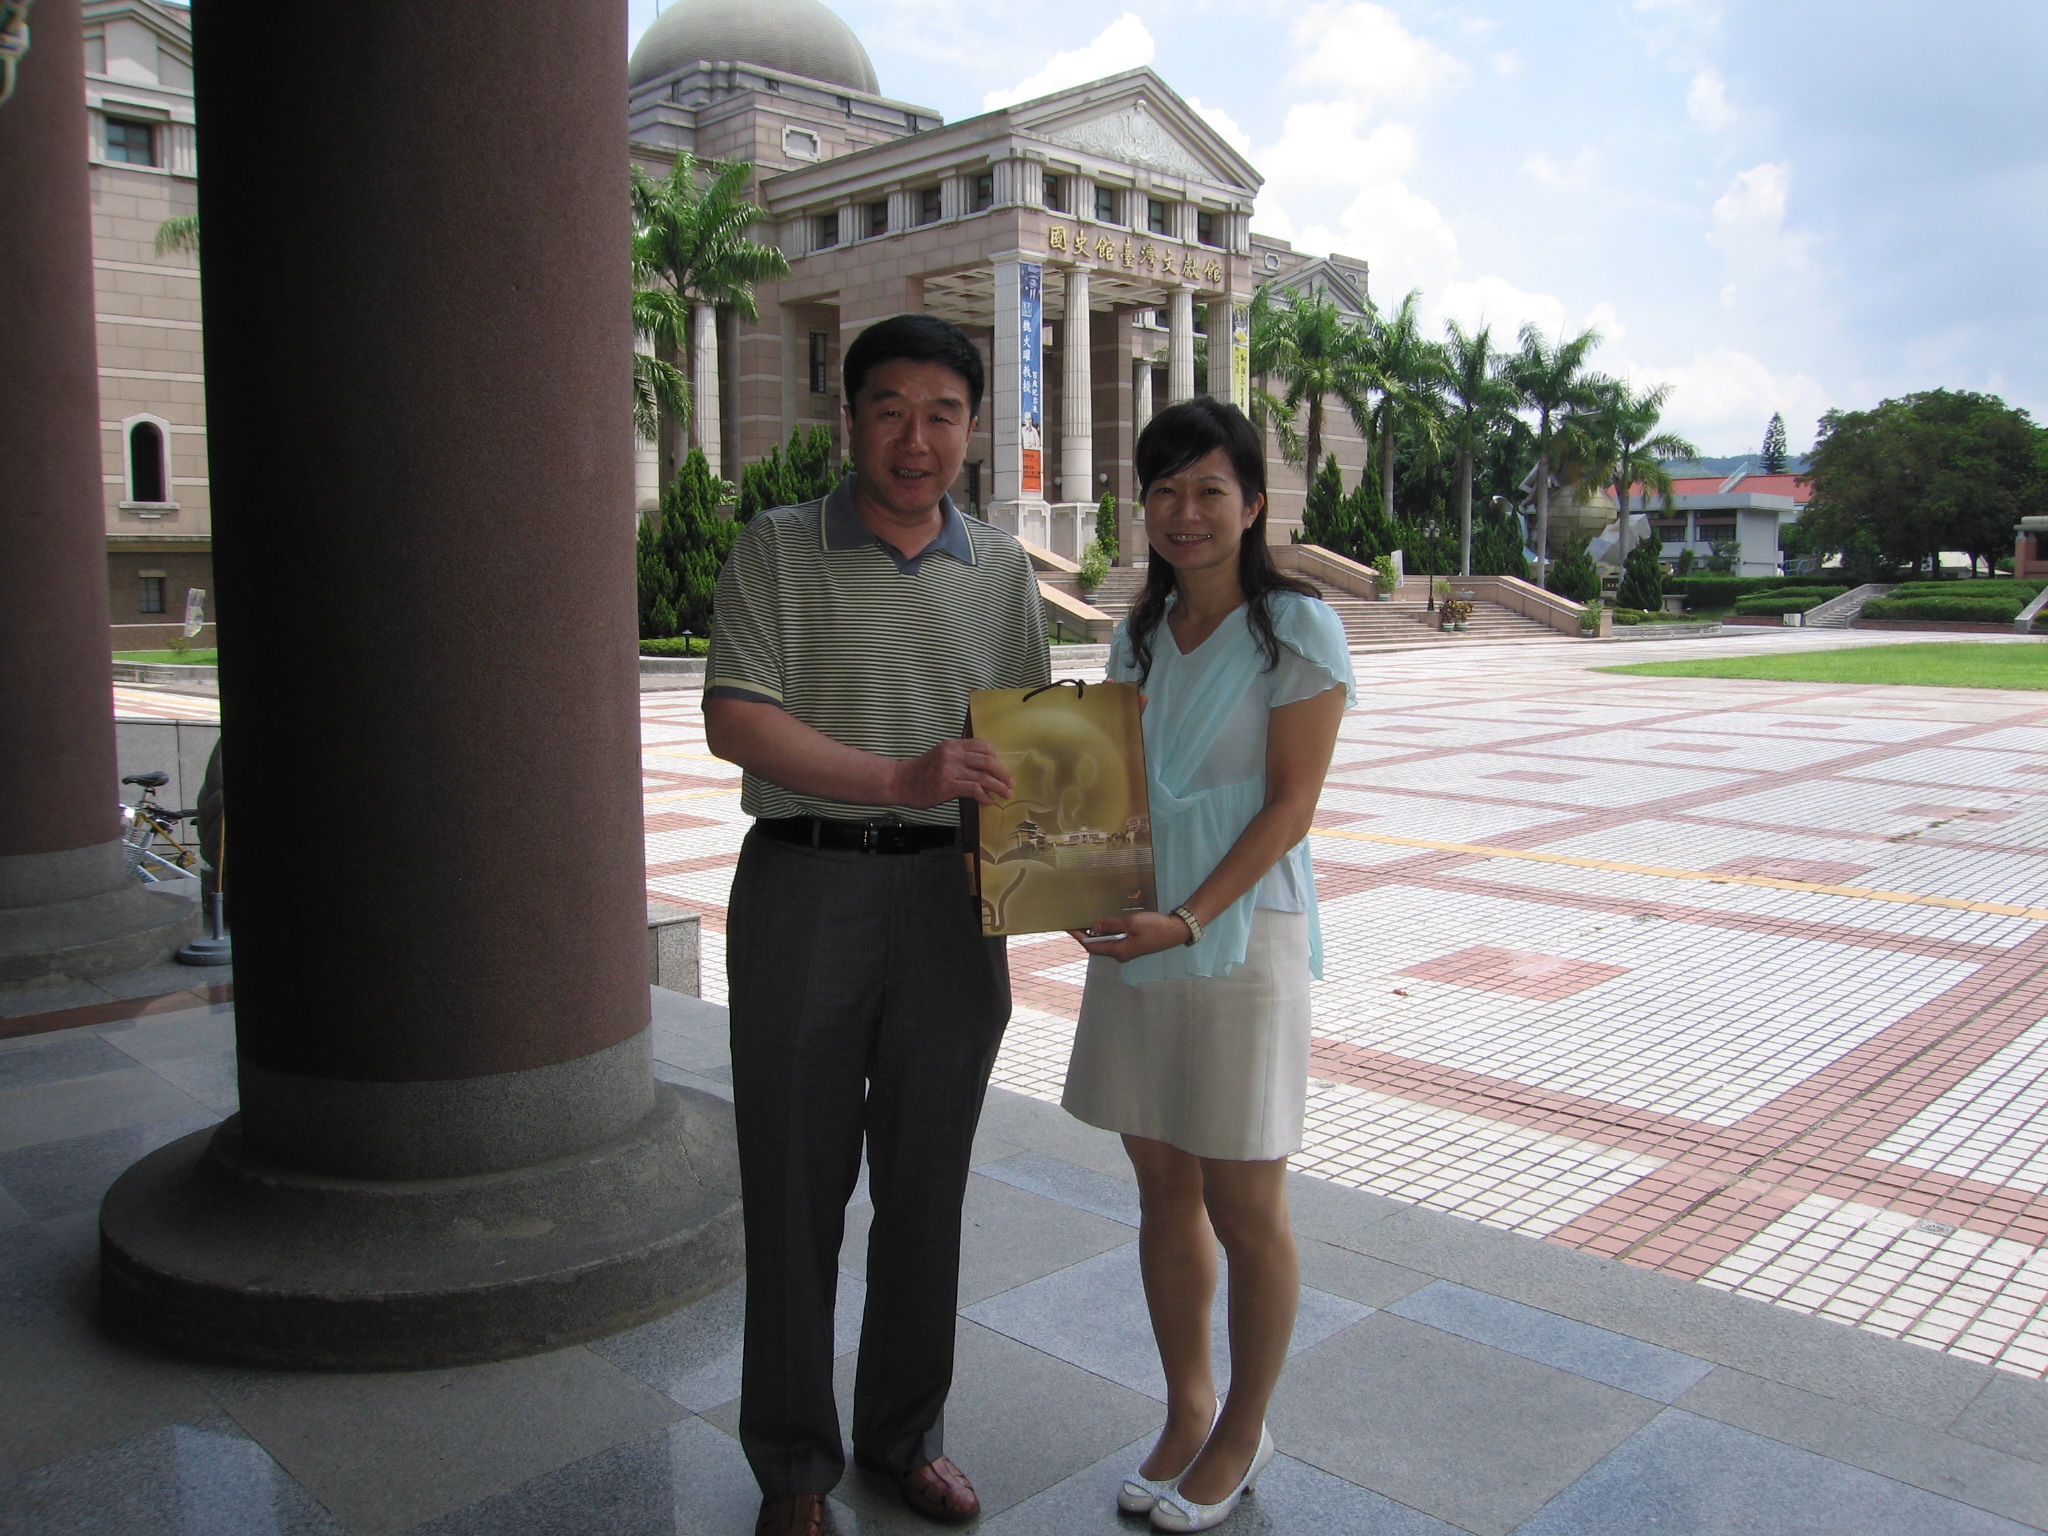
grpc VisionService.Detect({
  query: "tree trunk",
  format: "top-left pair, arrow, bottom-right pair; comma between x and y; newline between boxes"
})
1381,408 -> 1395,525
1535,438 -> 1551,589
1305,397 -> 1323,498
1458,450 -> 1473,577
655,333 -> 682,487
1615,463 -> 1630,566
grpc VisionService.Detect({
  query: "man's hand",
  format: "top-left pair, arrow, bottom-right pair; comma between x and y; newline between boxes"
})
892,737 -> 1013,807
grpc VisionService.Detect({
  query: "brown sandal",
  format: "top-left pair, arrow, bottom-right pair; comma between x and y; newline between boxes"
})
755,1492 -> 827,1536
894,1457 -> 980,1523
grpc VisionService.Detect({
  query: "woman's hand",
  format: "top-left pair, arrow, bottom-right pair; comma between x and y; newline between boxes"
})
1066,909 -> 1194,962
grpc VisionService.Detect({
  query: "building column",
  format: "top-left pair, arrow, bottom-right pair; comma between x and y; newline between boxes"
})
1059,266 -> 1093,505
1206,299 -> 1235,402
98,0 -> 739,1369
692,302 -> 721,476
0,0 -> 196,990
1166,286 -> 1196,405
1133,355 -> 1154,429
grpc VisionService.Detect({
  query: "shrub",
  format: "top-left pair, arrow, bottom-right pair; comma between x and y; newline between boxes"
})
736,424 -> 837,523
1371,551 -> 1399,593
1862,595 -> 2026,623
1095,493 -> 1119,563
639,636 -> 705,656
1546,534 -> 1601,604
1078,539 -> 1109,593
1887,579 -> 2039,601
1616,538 -> 1664,613
638,450 -> 737,640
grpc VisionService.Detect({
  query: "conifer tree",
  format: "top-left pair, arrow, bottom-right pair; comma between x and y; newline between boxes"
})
1470,500 -> 1531,581
1545,531 -> 1601,603
1296,456 -> 1354,556
1095,492 -> 1119,563
1616,536 -> 1664,612
1760,412 -> 1789,474
638,449 -> 737,640
736,424 -> 839,523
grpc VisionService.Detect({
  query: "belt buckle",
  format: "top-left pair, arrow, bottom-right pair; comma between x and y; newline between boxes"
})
859,823 -> 879,853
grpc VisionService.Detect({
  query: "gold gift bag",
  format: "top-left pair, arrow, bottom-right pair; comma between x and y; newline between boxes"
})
969,679 -> 1155,937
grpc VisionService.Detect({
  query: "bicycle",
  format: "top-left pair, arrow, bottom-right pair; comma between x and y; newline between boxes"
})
120,770 -> 201,882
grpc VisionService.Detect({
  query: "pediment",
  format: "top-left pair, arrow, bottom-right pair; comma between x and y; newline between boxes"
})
1007,70 -> 1260,193
1046,103 -> 1207,179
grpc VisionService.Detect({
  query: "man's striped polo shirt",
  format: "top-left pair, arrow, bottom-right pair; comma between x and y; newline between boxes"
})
704,476 -> 1051,826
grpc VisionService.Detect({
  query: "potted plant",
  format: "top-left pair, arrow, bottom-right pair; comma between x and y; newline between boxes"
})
1372,552 -> 1399,601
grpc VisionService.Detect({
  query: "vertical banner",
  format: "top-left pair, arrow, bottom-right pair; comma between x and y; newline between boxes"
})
1230,302 -> 1252,411
1019,262 -> 1043,497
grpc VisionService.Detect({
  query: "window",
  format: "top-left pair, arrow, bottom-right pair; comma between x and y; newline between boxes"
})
1696,518 -> 1736,544
1093,184 -> 1118,223
1043,175 -> 1065,213
867,200 -> 890,237
814,211 -> 840,250
138,576 -> 166,615
1147,199 -> 1169,235
973,172 -> 993,212
128,420 -> 166,502
105,117 -> 156,166
809,332 -> 829,394
1196,210 -> 1217,247
917,187 -> 942,225
1652,518 -> 1687,544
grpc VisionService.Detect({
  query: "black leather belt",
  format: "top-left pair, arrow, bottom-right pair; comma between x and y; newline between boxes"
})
754,816 -> 959,854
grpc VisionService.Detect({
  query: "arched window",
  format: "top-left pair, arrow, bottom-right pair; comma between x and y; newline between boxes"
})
127,419 -> 166,504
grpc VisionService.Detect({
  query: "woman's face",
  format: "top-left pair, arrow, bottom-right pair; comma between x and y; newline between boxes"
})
1142,447 -> 1262,579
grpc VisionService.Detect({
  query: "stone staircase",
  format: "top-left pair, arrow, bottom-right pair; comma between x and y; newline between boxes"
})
1084,564 -> 1559,647
1802,583 -> 1894,629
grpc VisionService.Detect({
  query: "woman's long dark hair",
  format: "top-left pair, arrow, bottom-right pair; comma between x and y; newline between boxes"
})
1124,396 -> 1316,681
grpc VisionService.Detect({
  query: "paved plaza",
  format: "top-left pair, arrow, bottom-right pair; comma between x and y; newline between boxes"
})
3,627 -> 2046,1532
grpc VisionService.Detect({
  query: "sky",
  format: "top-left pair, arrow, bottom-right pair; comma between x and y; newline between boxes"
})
630,0 -> 2047,458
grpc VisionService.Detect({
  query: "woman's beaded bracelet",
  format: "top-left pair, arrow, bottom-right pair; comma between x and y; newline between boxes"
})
1171,905 -> 1204,946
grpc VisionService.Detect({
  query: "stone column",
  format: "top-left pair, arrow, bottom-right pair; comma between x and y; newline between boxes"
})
692,302 -> 722,476
1206,299 -> 1235,401
1167,286 -> 1196,405
99,0 -> 739,1369
0,0 -> 196,989
1133,355 -> 1154,429
1060,266 -> 1093,504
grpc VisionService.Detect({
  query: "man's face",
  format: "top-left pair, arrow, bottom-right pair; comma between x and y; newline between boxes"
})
845,359 -> 977,525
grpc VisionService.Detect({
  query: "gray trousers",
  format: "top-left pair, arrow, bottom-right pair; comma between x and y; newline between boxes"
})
726,829 -> 1010,1497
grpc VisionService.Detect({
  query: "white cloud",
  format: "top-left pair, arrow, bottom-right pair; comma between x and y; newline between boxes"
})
1686,67 -> 1737,130
1652,345 -> 1831,450
1256,109 -> 1460,291
1712,161 -> 1790,228
1523,145 -> 1598,191
1438,275 -> 1570,339
1491,50 -> 1523,77
982,12 -> 1153,110
1459,15 -> 1499,34
1289,2 -> 1466,111
1185,96 -> 1252,158
1708,161 -> 1822,317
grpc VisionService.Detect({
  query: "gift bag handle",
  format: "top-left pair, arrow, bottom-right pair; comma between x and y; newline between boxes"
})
1021,678 -> 1086,703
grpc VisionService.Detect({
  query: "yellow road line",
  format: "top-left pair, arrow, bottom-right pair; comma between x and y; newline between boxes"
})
1308,826 -> 2048,923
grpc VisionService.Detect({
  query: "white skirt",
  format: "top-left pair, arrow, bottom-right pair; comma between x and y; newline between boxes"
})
1061,909 -> 1311,1162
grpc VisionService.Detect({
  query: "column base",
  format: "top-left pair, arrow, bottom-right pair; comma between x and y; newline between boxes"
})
0,881 -> 200,991
100,1080 -> 742,1370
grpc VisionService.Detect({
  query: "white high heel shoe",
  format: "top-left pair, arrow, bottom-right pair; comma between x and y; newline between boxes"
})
1148,1422 -> 1274,1532
1118,1403 -> 1221,1514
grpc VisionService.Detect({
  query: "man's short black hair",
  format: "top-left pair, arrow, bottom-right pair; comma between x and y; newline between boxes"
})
843,314 -> 985,418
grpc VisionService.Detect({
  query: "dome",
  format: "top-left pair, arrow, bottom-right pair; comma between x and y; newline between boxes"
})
629,0 -> 880,95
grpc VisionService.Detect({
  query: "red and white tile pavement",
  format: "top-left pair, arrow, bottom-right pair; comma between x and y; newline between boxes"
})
121,630 -> 2048,1378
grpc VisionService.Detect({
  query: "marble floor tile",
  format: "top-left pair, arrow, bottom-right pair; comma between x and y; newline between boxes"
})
0,1033 -> 138,1092
974,1150 -> 1142,1227
0,1315 -> 214,1480
0,1412 -> 341,1536
0,1112 -> 217,1219
1517,1409 -> 2039,1536
961,1243 -> 1373,1400
0,1066 -> 210,1155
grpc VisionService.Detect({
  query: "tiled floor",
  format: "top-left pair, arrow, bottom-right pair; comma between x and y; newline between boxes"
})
2,991 -> 2044,1533
62,628 -> 2048,1385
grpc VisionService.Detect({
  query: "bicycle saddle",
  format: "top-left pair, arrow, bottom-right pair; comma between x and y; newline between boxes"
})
122,770 -> 170,789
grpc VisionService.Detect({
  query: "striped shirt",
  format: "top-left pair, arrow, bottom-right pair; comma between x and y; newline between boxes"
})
705,477 -> 1051,826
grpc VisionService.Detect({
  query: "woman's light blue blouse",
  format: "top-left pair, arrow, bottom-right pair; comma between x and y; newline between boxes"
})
1108,589 -> 1356,985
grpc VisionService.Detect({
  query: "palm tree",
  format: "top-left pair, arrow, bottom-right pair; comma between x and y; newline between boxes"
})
1440,321 -> 1518,575
1363,291 -> 1446,530
1594,379 -> 1699,566
1505,324 -> 1604,588
632,153 -> 790,480
1247,283 -> 1374,498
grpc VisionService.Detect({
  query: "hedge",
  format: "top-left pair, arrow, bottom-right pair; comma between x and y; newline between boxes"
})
1734,592 -> 1845,616
639,636 -> 708,656
1667,576 -> 1851,606
1861,595 -> 2027,623
1886,580 -> 2039,602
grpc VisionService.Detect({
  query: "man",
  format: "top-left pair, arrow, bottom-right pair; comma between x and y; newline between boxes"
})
703,313 -> 1051,1536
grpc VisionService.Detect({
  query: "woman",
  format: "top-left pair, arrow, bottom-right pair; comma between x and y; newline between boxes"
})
1063,397 -> 1353,1531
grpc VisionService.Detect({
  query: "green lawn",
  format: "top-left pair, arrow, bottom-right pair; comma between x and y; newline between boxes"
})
113,649 -> 217,665
1598,642 -> 2048,690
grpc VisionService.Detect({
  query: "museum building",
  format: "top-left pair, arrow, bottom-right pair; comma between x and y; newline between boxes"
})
77,0 -> 1374,635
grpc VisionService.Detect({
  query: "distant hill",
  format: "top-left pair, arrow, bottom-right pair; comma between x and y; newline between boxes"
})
1665,454 -> 1812,477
